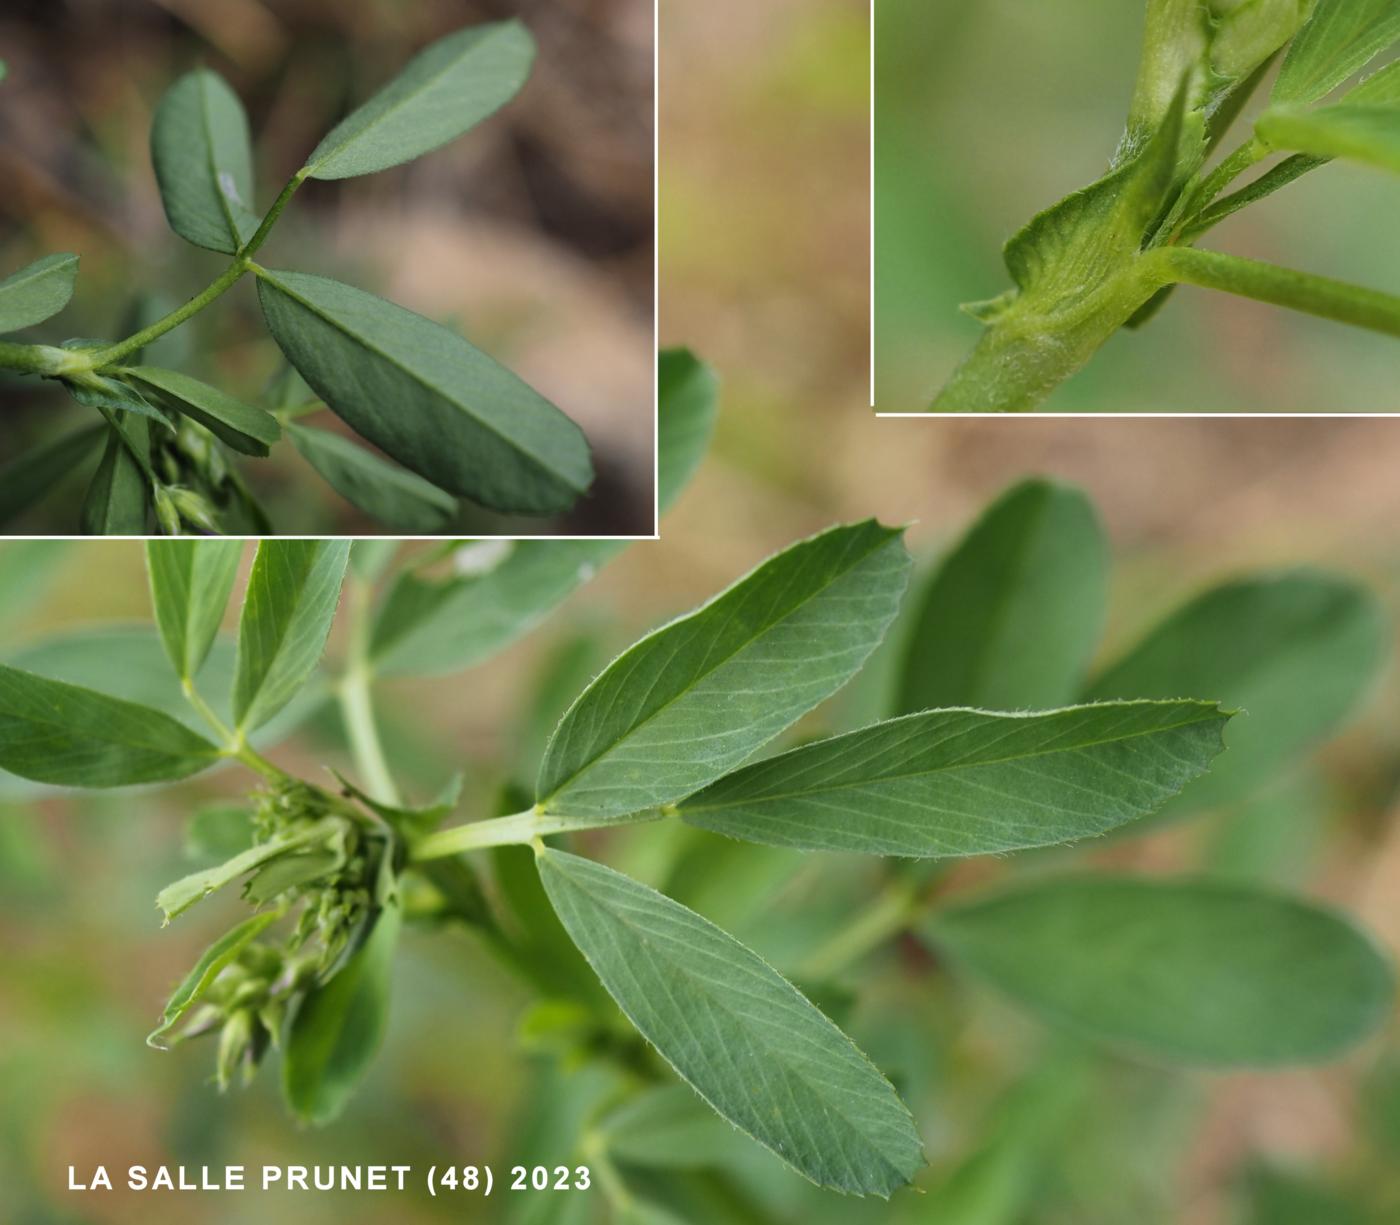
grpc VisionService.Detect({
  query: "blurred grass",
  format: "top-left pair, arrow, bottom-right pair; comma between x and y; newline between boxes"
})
873,0 -> 1400,411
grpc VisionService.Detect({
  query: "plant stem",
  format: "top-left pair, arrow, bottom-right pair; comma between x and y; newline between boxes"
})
1180,153 -> 1326,241
798,877 -> 921,981
339,669 -> 399,806
1173,138 -> 1266,233
0,341 -> 83,377
931,269 -> 1161,412
85,170 -> 306,371
226,740 -> 294,786
414,808 -> 668,860
1155,247 -> 1400,339
337,572 -> 401,807
88,259 -> 249,370
180,678 -> 296,788
182,677 -> 235,742
238,170 -> 307,261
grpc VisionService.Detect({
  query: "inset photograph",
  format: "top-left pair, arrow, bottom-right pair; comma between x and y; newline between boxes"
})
875,0 -> 1400,413
0,0 -> 654,534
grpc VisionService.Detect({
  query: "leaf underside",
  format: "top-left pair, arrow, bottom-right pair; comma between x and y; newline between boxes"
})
895,478 -> 1108,714
0,662 -> 219,787
255,268 -> 592,515
929,874 -> 1395,1065
303,20 -> 535,180
286,423 -> 456,534
150,68 -> 259,254
0,253 -> 79,334
537,848 -> 925,1196
679,700 -> 1232,857
232,540 -> 351,733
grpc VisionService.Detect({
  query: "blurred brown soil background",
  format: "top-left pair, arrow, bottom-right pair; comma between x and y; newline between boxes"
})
0,0 -> 654,535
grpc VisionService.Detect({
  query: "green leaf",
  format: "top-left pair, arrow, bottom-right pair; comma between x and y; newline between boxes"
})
286,422 -> 456,533
65,374 -> 172,431
1083,571 -> 1386,812
680,701 -> 1232,857
255,268 -> 592,514
1006,81 -> 1189,310
282,898 -> 401,1124
1181,152 -> 1326,239
0,253 -> 79,333
370,540 -> 622,677
334,771 -> 461,841
1257,102 -> 1400,173
150,68 -> 259,254
491,843 -> 607,1007
536,521 -> 911,819
233,540 -> 351,733
0,424 -> 104,527
145,539 -> 244,681
1272,0 -> 1400,104
537,848 -> 924,1195
82,422 -> 151,535
597,1085 -> 750,1171
147,910 -> 279,1048
156,825 -> 332,920
302,20 -> 535,180
1349,58 -> 1400,104
1210,0 -> 1309,84
125,367 -> 281,456
0,628 -> 320,799
0,663 -> 220,787
657,348 -> 719,514
926,875 -> 1395,1065
895,479 -> 1108,714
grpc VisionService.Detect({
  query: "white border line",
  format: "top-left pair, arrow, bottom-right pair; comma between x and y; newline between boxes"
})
874,412 -> 1400,419
649,0 -> 659,539
869,0 -> 876,411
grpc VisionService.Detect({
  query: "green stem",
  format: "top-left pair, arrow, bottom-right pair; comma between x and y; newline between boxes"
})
337,573 -> 401,807
1156,247 -> 1400,339
414,808 -> 668,861
0,341 -> 83,377
1180,153 -> 1326,242
239,170 -> 307,261
182,677 -> 235,742
226,741 -> 294,786
339,668 -> 398,807
86,170 -> 306,371
798,877 -> 920,981
1172,138 -> 1266,234
931,270 -> 1161,412
581,1138 -> 635,1215
89,259 -> 248,370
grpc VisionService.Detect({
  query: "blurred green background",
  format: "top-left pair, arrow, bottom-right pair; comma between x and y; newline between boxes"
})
874,0 -> 1400,412
0,0 -> 654,535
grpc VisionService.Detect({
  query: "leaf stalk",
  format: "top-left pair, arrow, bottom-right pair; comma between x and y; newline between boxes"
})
414,807 -> 669,860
